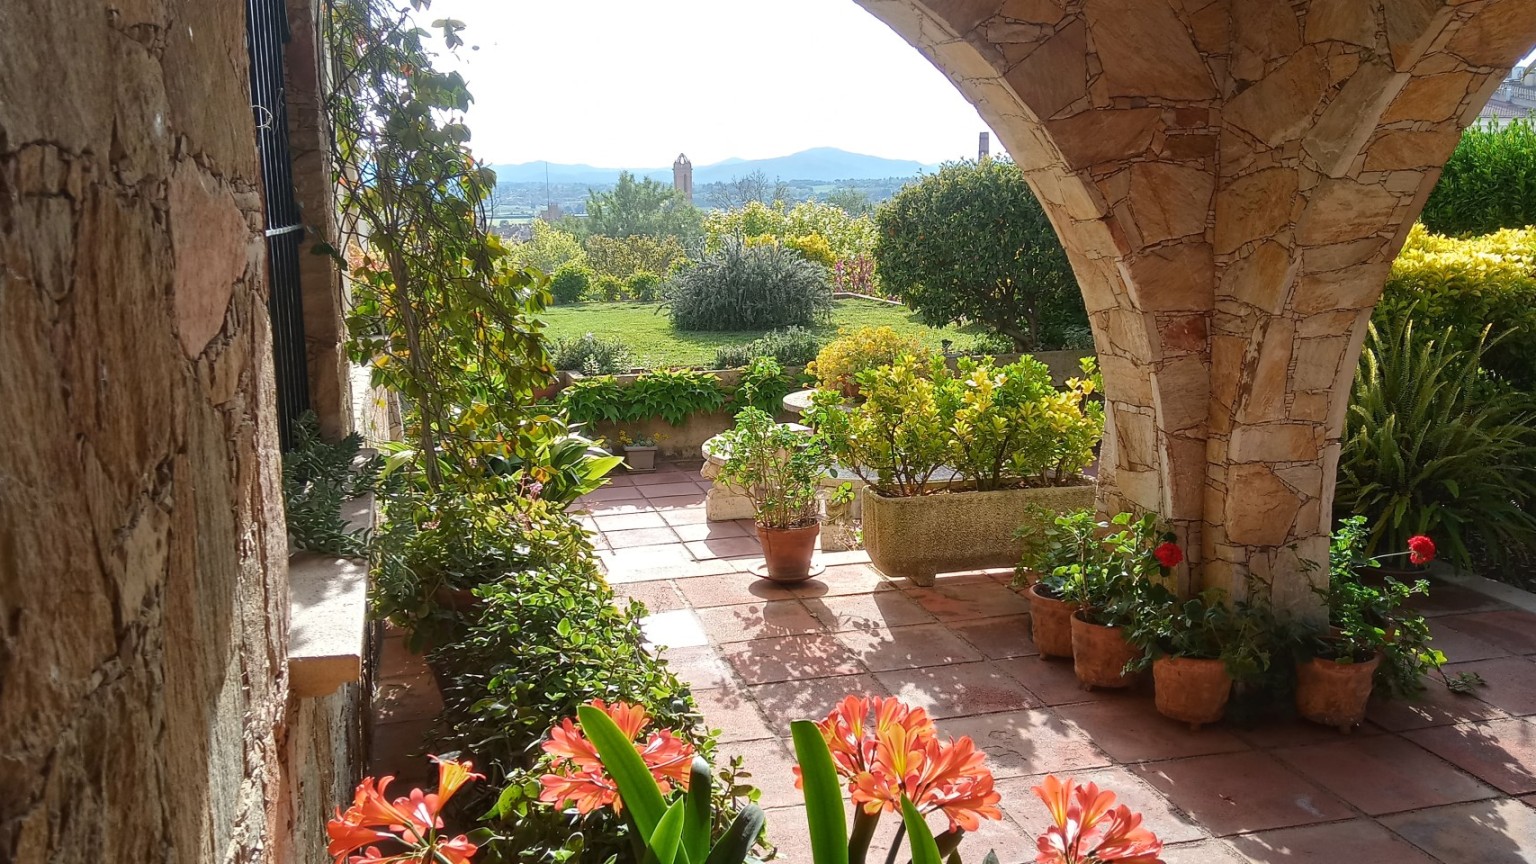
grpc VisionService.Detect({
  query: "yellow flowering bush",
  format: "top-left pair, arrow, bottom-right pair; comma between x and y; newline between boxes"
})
807,325 -> 926,394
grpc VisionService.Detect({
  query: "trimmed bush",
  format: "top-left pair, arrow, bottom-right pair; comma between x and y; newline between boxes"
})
713,326 -> 823,369
593,273 -> 626,302
626,269 -> 662,301
550,261 -> 592,305
1375,224 -> 1536,390
1421,118 -> 1536,237
551,333 -> 632,375
808,325 -> 925,393
667,238 -> 833,331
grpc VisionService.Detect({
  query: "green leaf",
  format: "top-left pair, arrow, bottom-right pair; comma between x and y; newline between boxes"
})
900,797 -> 942,864
790,719 -> 848,864
704,805 -> 766,864
682,757 -> 713,864
577,704 -> 667,838
648,799 -> 687,864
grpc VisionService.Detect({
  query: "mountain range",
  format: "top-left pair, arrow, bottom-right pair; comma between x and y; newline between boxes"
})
488,147 -> 940,186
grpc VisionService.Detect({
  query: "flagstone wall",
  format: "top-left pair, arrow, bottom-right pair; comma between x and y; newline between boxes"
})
859,0 -> 1536,611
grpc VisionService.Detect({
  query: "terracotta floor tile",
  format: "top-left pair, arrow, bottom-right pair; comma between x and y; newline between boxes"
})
1379,798 -> 1536,864
641,481 -> 706,499
1227,819 -> 1438,864
748,673 -> 890,722
631,470 -> 692,486
1273,735 -> 1498,815
1159,840 -> 1246,864
670,520 -> 750,542
694,600 -> 824,643
1001,765 -> 1208,845
1406,718 -> 1536,794
659,506 -> 710,526
583,485 -> 646,501
675,572 -> 799,608
693,681 -> 776,743
648,493 -> 709,510
685,536 -> 762,561
1366,682 -> 1510,732
786,563 -> 895,599
604,527 -> 681,549
1406,580 -> 1512,618
909,580 -> 1035,622
592,511 -> 669,531
816,549 -> 873,567
584,499 -> 651,515
1133,751 -> 1352,836
720,633 -> 867,685
600,543 -> 695,572
1439,609 -> 1536,656
833,624 -> 984,671
1430,620 -> 1513,663
605,558 -> 741,584
925,811 -> 1035,864
641,609 -> 708,649
875,660 -> 1043,718
655,645 -> 736,690
802,591 -> 937,632
1055,699 -> 1249,763
1441,657 -> 1536,716
760,807 -> 815,863
998,654 -> 1138,707
942,709 -> 1111,779
720,737 -> 803,810
949,615 -> 1038,659
612,580 -> 687,614
1230,717 -> 1386,749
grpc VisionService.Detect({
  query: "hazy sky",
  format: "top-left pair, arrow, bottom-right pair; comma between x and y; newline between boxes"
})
425,0 -> 997,168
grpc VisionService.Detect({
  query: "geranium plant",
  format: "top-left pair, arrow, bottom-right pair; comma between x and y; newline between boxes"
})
327,756 -> 484,864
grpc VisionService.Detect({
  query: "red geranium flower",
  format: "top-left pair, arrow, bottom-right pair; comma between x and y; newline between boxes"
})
1408,535 -> 1436,565
1153,542 -> 1183,569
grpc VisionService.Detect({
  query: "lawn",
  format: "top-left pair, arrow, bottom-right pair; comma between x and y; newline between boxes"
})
538,298 -> 984,369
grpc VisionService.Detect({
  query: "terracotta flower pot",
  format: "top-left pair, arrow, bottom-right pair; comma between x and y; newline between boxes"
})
757,523 -> 820,583
1028,584 -> 1077,660
1070,613 -> 1141,690
1153,656 -> 1232,730
1295,652 -> 1382,732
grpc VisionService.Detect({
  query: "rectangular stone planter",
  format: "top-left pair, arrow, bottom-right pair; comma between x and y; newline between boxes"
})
861,482 -> 1096,585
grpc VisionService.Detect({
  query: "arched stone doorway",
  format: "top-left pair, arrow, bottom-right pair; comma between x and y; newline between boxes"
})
857,0 -> 1536,612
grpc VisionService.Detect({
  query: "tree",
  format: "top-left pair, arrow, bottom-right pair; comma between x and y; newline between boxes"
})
825,186 -> 872,215
509,220 -> 586,276
707,169 -> 791,209
874,159 -> 1084,351
1421,118 -> 1536,237
585,171 -> 702,243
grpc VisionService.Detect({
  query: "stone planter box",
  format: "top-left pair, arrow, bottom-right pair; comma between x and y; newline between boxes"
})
861,482 -> 1096,585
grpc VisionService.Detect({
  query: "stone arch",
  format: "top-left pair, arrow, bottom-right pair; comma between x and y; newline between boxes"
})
857,0 -> 1536,611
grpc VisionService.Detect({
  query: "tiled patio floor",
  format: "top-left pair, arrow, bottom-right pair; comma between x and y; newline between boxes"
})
583,461 -> 1536,864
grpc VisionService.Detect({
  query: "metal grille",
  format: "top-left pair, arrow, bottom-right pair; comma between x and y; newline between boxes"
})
247,0 -> 310,450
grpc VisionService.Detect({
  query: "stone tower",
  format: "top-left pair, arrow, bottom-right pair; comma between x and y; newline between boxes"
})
978,131 -> 990,161
673,153 -> 693,203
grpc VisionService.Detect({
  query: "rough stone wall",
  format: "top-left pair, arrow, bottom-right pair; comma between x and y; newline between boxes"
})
0,0 -> 356,861
858,0 -> 1536,610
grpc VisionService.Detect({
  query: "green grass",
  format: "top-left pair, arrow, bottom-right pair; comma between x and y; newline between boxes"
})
538,299 -> 984,369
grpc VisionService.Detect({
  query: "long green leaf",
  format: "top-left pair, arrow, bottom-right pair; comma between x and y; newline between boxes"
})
704,805 -> 766,864
900,797 -> 942,864
682,757 -> 713,864
649,800 -> 687,864
790,719 -> 849,864
578,705 -> 668,840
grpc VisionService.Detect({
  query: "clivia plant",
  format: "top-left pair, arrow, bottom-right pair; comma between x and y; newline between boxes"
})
327,756 -> 485,864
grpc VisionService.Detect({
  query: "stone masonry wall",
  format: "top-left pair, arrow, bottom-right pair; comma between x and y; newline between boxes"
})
0,0 -> 355,862
859,0 -> 1536,611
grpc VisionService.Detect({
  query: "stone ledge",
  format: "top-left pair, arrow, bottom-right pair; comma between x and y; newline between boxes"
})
288,493 -> 374,698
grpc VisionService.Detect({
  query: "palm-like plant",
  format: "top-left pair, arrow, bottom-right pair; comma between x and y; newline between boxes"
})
1336,318 -> 1536,567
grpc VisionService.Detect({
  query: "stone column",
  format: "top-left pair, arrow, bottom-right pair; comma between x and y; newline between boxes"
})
858,0 -> 1536,613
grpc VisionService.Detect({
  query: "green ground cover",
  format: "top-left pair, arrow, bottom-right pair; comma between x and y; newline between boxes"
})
538,298 -> 982,368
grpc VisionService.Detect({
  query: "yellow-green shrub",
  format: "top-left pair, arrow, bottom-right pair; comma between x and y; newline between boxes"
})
786,233 -> 836,267
807,325 -> 926,393
1376,224 -> 1536,389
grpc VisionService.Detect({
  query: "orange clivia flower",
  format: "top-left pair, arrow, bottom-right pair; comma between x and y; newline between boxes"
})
538,700 -> 696,815
1031,775 -> 1163,864
326,758 -> 482,863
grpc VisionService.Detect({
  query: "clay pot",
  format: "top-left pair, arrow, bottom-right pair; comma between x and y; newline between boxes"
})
757,523 -> 820,583
1070,613 -> 1141,689
1028,584 -> 1077,660
1153,656 -> 1232,730
1295,652 -> 1382,732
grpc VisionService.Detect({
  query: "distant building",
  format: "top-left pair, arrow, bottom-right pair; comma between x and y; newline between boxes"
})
979,131 -> 990,161
673,153 -> 693,203
1480,67 -> 1536,121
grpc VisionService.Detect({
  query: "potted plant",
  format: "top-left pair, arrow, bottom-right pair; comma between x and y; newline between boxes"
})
1059,513 -> 1167,690
1295,517 -> 1445,730
1015,508 -> 1101,660
716,408 -> 832,582
806,354 -> 1100,585
618,430 -> 659,472
1126,587 -> 1276,730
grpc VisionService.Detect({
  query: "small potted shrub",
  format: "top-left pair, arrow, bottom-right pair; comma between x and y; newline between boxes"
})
716,408 -> 832,582
1127,587 -> 1275,730
1295,517 -> 1444,730
1015,508 -> 1100,660
1059,513 -> 1169,690
618,431 -> 659,472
